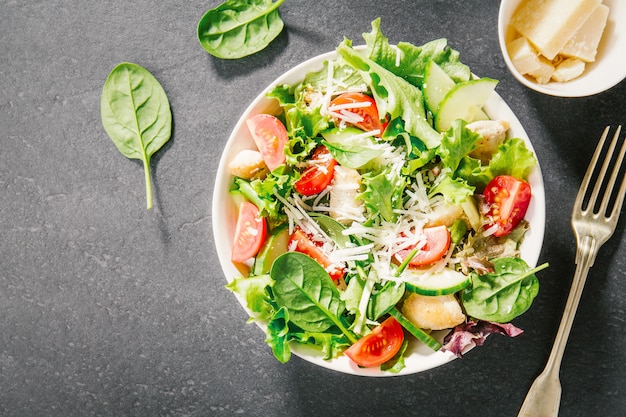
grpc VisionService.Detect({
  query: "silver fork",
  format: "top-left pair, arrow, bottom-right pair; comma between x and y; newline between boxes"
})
517,126 -> 626,417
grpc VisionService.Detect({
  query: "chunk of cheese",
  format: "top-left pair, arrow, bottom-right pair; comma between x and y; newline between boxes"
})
552,58 -> 586,82
527,55 -> 555,84
508,36 -> 541,74
511,0 -> 602,60
560,3 -> 609,62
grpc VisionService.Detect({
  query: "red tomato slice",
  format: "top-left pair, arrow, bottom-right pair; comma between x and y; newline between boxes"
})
246,114 -> 289,172
483,175 -> 532,237
345,317 -> 405,368
288,229 -> 344,281
294,146 -> 337,196
395,225 -> 451,267
329,92 -> 387,135
231,201 -> 267,263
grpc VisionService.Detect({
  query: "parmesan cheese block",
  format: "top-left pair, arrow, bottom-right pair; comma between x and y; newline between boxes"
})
511,0 -> 602,60
560,3 -> 609,62
552,58 -> 586,82
527,55 -> 555,84
508,36 -> 541,74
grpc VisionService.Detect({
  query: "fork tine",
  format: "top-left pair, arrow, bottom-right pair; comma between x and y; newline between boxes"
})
596,125 -> 624,216
606,126 -> 626,219
576,126 -> 611,212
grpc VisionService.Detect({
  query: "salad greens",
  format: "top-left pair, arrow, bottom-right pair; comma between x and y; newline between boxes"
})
462,258 -> 547,323
100,62 -> 172,210
227,19 -> 547,372
197,0 -> 286,59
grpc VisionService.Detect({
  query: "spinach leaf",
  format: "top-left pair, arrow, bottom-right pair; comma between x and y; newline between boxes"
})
100,62 -> 172,210
270,252 -> 357,343
323,141 -> 384,169
367,281 -> 405,320
197,0 -> 286,59
462,258 -> 547,323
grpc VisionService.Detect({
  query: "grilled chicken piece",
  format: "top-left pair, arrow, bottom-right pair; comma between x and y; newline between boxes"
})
401,292 -> 465,331
228,149 -> 268,180
329,165 -> 363,225
467,120 -> 510,163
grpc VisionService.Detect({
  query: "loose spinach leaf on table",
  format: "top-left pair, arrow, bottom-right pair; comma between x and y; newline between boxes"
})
100,62 -> 172,210
197,0 -> 286,59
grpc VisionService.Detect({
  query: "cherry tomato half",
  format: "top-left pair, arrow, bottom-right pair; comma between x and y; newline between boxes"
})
345,317 -> 405,368
288,229 -> 344,281
246,114 -> 289,172
329,92 -> 387,135
483,175 -> 531,237
395,225 -> 451,267
294,146 -> 337,196
231,201 -> 267,263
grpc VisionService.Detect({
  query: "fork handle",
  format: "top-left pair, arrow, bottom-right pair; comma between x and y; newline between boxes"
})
517,235 -> 596,417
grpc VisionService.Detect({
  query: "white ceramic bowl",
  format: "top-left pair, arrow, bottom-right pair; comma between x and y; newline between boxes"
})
212,48 -> 546,376
498,0 -> 626,97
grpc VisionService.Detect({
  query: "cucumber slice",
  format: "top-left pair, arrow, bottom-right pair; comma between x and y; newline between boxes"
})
467,105 -> 490,122
435,78 -> 498,132
404,268 -> 471,296
252,225 -> 290,276
423,60 -> 456,113
461,196 -> 482,232
389,307 -> 442,351
321,126 -> 368,144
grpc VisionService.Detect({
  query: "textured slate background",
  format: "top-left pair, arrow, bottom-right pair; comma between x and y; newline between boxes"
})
1,1 -> 624,416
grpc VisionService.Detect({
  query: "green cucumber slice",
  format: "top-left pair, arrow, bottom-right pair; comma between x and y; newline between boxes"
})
252,225 -> 290,276
461,196 -> 481,231
404,268 -> 471,296
423,60 -> 456,113
435,78 -> 498,132
321,126 -> 367,144
389,307 -> 442,351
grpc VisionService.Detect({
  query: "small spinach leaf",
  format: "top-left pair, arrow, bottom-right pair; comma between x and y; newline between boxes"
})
100,62 -> 172,210
462,258 -> 546,323
323,141 -> 385,169
197,0 -> 286,59
367,281 -> 405,320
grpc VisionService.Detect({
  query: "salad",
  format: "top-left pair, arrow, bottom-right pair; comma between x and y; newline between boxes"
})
224,19 -> 547,373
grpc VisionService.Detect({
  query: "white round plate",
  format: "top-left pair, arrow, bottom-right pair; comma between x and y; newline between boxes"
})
212,48 -> 546,376
499,0 -> 626,97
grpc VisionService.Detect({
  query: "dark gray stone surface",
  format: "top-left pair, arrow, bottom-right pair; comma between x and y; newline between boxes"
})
1,1 -> 624,416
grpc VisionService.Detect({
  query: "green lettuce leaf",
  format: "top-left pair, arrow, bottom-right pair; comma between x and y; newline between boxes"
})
337,41 -> 442,149
438,119 -> 481,174
428,175 -> 475,205
265,306 -> 292,363
225,274 -> 274,321
360,165 -> 407,222
488,138 -> 537,180
363,18 -> 471,88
